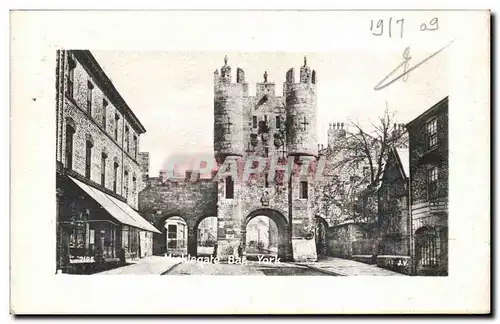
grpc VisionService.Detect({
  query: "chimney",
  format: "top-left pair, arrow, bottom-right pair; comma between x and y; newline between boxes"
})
159,170 -> 167,182
186,170 -> 201,182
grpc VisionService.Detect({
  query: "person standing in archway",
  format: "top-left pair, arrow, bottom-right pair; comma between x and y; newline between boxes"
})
237,243 -> 243,258
213,241 -> 218,258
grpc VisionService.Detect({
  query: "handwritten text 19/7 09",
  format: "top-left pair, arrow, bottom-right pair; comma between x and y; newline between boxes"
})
370,17 -> 439,39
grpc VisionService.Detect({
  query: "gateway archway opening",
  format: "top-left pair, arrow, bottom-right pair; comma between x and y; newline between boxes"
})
243,208 -> 290,261
196,216 -> 218,256
245,216 -> 279,259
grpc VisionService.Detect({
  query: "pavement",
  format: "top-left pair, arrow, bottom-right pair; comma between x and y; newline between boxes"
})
166,259 -> 328,276
95,255 -> 182,275
299,257 -> 406,276
166,261 -> 264,275
94,255 -> 406,276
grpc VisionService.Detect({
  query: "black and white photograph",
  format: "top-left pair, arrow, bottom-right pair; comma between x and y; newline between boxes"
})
55,50 -> 449,277
10,9 -> 490,314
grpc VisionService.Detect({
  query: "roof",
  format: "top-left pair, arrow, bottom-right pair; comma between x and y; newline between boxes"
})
406,96 -> 448,129
377,146 -> 409,183
71,50 -> 147,134
69,176 -> 160,233
395,147 -> 410,179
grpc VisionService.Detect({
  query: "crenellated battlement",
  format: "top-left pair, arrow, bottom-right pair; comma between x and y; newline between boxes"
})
284,57 -> 317,86
147,170 -> 217,189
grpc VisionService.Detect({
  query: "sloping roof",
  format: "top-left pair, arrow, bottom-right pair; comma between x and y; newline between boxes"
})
69,176 -> 161,234
406,96 -> 448,129
395,147 -> 410,179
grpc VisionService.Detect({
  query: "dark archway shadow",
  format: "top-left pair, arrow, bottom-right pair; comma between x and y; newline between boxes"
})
315,216 -> 329,259
243,208 -> 291,261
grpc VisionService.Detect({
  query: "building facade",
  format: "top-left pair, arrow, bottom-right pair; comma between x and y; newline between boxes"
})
407,96 -> 449,276
55,50 -> 159,274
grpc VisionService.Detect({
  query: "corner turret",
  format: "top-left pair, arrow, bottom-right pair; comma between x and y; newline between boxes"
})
284,56 -> 318,157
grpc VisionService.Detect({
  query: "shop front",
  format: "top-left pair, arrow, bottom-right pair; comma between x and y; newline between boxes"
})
57,175 -> 160,274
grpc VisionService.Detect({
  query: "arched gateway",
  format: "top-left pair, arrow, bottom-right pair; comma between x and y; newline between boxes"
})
242,208 -> 292,261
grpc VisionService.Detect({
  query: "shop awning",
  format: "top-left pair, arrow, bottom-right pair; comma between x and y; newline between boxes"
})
69,176 -> 161,234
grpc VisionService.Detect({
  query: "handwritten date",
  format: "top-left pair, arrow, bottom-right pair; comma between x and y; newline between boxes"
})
370,17 -> 439,38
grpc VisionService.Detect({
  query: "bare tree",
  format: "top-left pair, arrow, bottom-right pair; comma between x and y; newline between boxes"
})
315,103 -> 407,225
334,103 -> 407,186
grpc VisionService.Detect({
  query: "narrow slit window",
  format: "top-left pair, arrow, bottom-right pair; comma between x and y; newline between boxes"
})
114,113 -> 120,141
101,153 -> 107,186
113,162 -> 119,193
102,99 -> 108,129
85,140 -> 93,179
299,181 -> 308,199
225,176 -> 234,199
87,81 -> 94,115
65,125 -> 75,170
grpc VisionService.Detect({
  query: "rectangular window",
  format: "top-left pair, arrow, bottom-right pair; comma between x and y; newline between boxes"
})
225,176 -> 234,199
417,231 -> 437,267
264,173 -> 269,188
102,99 -> 108,128
65,125 -> 75,170
113,162 -> 119,193
114,113 -> 120,141
85,140 -> 92,179
122,226 -> 129,252
67,61 -> 75,99
167,224 -> 177,249
252,116 -> 258,129
101,153 -> 107,186
124,171 -> 129,199
426,118 -> 438,150
264,147 -> 269,157
427,166 -> 439,199
125,126 -> 130,152
276,116 -> 281,129
68,209 -> 89,259
133,135 -> 138,159
299,181 -> 308,199
132,177 -> 137,205
87,81 -> 93,115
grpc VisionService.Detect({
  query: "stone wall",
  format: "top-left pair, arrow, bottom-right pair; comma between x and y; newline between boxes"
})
326,223 -> 373,258
139,177 -> 218,227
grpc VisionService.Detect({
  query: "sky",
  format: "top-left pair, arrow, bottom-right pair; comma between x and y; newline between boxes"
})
92,50 -> 448,176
